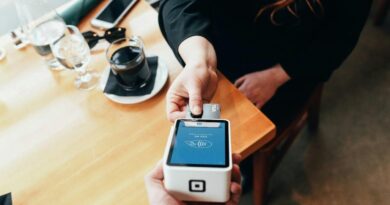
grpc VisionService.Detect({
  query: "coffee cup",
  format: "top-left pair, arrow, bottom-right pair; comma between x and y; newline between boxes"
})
106,36 -> 151,91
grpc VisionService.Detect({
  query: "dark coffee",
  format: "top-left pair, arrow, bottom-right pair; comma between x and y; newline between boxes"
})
110,46 -> 151,90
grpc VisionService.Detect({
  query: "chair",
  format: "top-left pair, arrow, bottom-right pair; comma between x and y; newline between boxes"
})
252,84 -> 324,205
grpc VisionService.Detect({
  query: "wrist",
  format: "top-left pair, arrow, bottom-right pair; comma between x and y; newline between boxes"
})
186,60 -> 216,72
270,64 -> 291,87
186,60 -> 208,69
179,36 -> 217,71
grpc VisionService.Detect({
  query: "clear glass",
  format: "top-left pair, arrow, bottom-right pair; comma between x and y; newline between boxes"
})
106,36 -> 151,91
14,0 -> 66,71
51,25 -> 98,90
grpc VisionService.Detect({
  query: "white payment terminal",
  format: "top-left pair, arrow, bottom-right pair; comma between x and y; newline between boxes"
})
163,119 -> 232,202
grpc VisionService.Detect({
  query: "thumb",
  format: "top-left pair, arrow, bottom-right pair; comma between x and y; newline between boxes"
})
187,84 -> 203,115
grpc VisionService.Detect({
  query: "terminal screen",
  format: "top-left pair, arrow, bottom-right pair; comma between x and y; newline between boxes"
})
167,120 -> 229,167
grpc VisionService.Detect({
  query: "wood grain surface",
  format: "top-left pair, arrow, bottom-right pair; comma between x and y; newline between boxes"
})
0,1 -> 275,204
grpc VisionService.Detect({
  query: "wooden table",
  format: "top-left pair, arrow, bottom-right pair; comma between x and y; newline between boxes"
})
0,1 -> 275,204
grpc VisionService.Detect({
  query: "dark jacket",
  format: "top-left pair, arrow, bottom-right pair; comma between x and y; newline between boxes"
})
158,0 -> 372,82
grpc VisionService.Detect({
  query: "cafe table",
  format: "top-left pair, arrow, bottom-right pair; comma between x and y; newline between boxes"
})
0,1 -> 275,204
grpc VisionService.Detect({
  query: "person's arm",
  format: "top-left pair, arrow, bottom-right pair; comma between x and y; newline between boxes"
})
234,0 -> 372,108
166,36 -> 218,121
159,0 -> 218,120
279,0 -> 372,82
158,0 -> 213,66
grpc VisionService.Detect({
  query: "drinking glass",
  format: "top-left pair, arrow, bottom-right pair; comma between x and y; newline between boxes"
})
15,0 -> 66,71
51,25 -> 98,90
106,36 -> 151,91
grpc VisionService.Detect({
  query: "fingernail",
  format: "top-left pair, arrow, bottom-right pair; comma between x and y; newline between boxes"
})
193,106 -> 201,115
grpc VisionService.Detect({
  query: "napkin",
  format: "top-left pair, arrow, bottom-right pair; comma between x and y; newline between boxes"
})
0,193 -> 12,205
104,56 -> 158,96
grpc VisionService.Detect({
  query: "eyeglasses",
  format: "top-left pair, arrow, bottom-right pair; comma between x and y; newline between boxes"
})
82,27 -> 126,49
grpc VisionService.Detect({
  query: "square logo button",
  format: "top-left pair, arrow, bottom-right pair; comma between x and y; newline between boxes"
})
189,180 -> 206,192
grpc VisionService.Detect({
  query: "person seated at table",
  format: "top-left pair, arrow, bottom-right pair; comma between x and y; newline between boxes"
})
158,0 -> 371,195
158,0 -> 371,131
144,154 -> 243,205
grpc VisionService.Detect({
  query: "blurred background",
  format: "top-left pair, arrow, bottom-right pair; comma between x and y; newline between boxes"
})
0,0 -> 159,35
0,0 -> 68,35
1,0 -> 389,204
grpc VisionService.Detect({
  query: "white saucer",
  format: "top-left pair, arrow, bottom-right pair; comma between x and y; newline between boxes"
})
99,58 -> 169,104
0,47 -> 6,61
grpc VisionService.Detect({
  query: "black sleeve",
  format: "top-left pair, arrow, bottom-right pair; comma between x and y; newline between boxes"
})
279,0 -> 372,82
158,0 -> 212,66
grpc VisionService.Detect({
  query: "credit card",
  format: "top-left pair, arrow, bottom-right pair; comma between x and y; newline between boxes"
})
186,104 -> 221,119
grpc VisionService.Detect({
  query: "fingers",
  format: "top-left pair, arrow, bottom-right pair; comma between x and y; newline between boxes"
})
227,182 -> 242,205
144,161 -> 164,198
228,162 -> 242,205
146,160 -> 164,181
254,102 -> 261,109
187,84 -> 203,115
237,81 -> 247,94
230,182 -> 242,195
234,76 -> 246,88
231,164 -> 241,184
167,111 -> 186,122
166,94 -> 187,122
254,101 -> 264,109
232,153 -> 242,164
